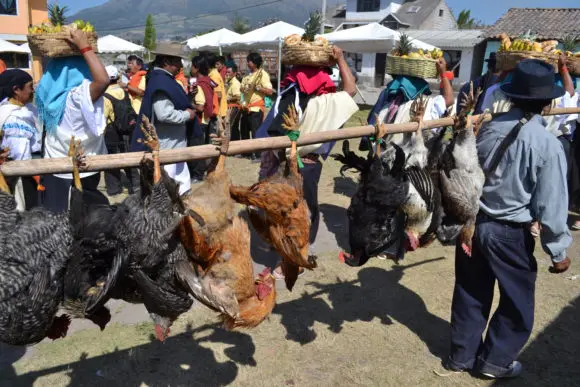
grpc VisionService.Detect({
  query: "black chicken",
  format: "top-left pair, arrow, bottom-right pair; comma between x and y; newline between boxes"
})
0,147 -> 72,345
63,118 -> 196,342
333,140 -> 409,266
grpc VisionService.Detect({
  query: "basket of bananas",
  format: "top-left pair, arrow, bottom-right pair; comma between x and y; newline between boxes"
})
282,12 -> 335,67
385,34 -> 442,79
496,33 -> 560,72
27,20 -> 97,58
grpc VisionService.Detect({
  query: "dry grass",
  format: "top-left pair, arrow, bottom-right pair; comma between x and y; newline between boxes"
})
2,126 -> 579,387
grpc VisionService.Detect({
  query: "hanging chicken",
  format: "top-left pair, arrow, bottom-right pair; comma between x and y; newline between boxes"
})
64,118 -> 195,342
177,119 -> 277,329
333,139 -> 410,266
438,83 -> 485,256
0,145 -> 72,345
229,106 -> 317,291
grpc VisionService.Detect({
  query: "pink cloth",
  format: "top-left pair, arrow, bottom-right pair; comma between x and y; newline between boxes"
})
281,66 -> 336,96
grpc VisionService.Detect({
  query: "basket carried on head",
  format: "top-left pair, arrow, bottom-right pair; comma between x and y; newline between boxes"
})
385,55 -> 438,79
496,50 -> 559,73
283,43 -> 335,67
27,31 -> 98,58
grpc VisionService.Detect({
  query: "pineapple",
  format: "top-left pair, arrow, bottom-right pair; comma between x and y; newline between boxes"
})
393,33 -> 414,57
561,35 -> 578,53
302,11 -> 322,42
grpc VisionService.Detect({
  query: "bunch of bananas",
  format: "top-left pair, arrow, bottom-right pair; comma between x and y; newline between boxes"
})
28,20 -> 94,35
403,48 -> 443,60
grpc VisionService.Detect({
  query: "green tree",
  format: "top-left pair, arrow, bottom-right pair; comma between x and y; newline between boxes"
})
144,14 -> 157,52
456,9 -> 475,30
231,14 -> 250,34
48,2 -> 69,26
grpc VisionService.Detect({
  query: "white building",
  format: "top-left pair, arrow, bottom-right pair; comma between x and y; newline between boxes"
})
332,0 -> 484,87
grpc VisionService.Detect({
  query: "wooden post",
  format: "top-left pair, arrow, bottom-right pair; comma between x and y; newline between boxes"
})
1,108 -> 579,177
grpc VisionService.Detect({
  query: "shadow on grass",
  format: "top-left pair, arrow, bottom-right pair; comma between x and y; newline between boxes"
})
501,295 -> 580,386
319,203 -> 349,252
2,324 -> 256,387
273,260 -> 449,359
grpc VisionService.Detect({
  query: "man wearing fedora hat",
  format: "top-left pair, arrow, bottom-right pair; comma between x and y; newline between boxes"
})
131,43 -> 197,195
445,59 -> 572,379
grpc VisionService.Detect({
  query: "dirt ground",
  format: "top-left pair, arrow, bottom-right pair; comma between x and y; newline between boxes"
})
1,119 -> 579,386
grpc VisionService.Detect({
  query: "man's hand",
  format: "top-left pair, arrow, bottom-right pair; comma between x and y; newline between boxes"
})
186,108 -> 196,120
558,53 -> 567,69
332,46 -> 345,62
550,257 -> 571,274
65,29 -> 90,50
436,58 -> 447,76
118,82 -> 128,89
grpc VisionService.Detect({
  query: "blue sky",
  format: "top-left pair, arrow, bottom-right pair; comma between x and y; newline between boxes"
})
59,0 -> 579,25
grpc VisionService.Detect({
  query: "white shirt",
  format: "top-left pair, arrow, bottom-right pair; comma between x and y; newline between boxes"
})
44,80 -> 107,179
0,99 -> 41,161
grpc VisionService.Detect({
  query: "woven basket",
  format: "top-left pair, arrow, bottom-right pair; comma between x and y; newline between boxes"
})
27,31 -> 98,58
566,57 -> 580,76
385,55 -> 438,79
282,44 -> 335,67
496,50 -> 559,72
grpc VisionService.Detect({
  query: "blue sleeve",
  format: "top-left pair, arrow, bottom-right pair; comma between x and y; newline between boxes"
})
534,145 -> 572,262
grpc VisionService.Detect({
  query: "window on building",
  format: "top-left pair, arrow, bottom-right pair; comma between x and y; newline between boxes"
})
357,0 -> 380,12
0,0 -> 17,15
407,6 -> 421,13
0,53 -> 29,69
439,9 -> 444,17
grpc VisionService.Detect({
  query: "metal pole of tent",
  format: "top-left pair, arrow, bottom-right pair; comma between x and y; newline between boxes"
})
219,45 -> 222,56
277,38 -> 282,94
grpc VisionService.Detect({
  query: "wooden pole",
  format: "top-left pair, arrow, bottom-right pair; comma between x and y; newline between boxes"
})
1,107 -> 579,177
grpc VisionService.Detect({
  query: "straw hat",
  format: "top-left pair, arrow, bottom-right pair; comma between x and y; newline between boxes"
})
152,43 -> 189,59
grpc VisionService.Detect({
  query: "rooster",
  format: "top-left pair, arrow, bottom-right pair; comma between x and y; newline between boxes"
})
438,83 -> 485,256
177,119 -> 277,329
333,140 -> 409,266
229,106 -> 317,291
64,117 -> 195,342
0,146 -> 72,345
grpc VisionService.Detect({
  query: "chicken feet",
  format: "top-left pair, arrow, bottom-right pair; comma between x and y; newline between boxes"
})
138,115 -> 161,184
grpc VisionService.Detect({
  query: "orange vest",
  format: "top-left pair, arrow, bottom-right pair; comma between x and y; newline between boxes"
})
128,70 -> 147,96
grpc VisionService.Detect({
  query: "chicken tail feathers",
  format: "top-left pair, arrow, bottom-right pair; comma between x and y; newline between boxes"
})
281,260 -> 300,291
85,247 -> 129,315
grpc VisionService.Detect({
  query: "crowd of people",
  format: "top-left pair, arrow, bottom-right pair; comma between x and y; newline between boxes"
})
0,28 -> 579,380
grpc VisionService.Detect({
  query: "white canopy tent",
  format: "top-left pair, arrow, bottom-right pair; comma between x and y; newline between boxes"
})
19,43 -> 31,53
97,35 -> 146,53
0,38 -> 29,54
321,23 -> 438,53
220,21 -> 304,50
185,28 -> 241,54
221,22 -> 305,93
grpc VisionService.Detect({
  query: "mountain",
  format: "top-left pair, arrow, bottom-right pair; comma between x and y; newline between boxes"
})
70,0 -> 324,41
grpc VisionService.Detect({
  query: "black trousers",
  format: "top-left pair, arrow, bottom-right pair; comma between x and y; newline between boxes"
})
449,214 -> 536,372
241,111 -> 263,157
229,108 -> 242,141
187,123 -> 208,181
300,161 -> 323,245
42,173 -> 107,214
104,133 -> 140,195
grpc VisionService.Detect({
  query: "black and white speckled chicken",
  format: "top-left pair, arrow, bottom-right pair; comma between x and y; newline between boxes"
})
0,146 -> 72,345
438,83 -> 485,256
63,117 -> 195,342
381,96 -> 442,252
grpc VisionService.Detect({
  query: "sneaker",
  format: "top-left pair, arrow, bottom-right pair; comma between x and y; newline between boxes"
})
479,361 -> 522,379
376,254 -> 388,260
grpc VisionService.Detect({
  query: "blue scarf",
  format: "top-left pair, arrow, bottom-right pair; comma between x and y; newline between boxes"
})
35,57 -> 92,134
131,68 -> 194,151
368,76 -> 431,125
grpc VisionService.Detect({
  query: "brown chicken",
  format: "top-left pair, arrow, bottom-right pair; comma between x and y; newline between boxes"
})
229,106 -> 317,291
177,119 -> 277,329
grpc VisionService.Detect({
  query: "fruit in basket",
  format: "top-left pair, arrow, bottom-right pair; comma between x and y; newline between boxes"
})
28,20 -> 94,34
392,33 -> 413,57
